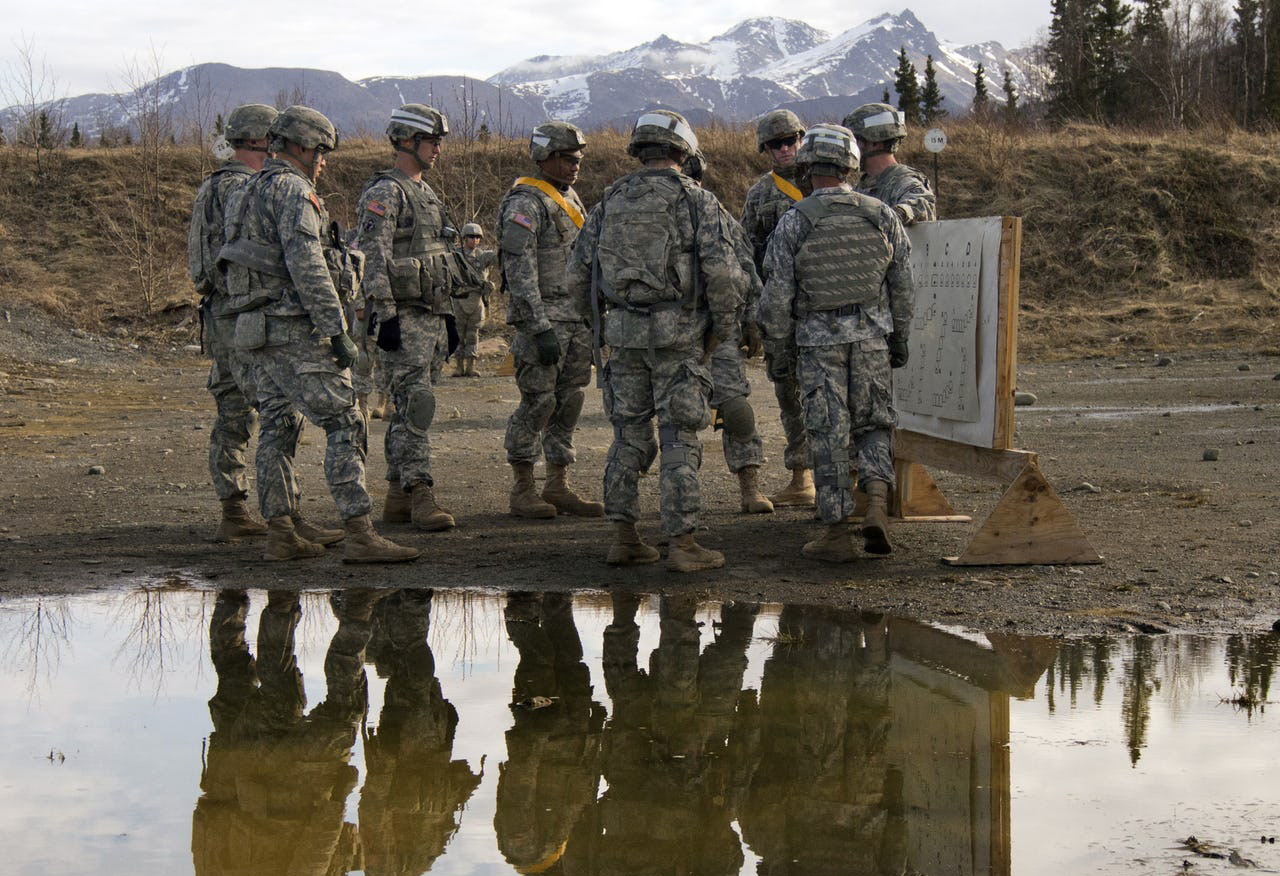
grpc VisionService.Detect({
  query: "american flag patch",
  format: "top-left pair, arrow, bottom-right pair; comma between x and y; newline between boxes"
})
366,199 -> 387,216
511,212 -> 533,230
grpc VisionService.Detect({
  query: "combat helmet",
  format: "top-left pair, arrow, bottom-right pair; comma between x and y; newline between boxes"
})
681,149 -> 707,182
529,120 -> 586,162
627,109 -> 699,160
794,123 -> 860,179
842,103 -> 907,145
224,104 -> 278,144
756,108 -> 805,152
386,104 -> 448,142
269,105 -> 338,151
461,222 -> 484,238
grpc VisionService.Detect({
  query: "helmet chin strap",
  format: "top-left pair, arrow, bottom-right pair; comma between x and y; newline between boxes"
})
394,138 -> 429,172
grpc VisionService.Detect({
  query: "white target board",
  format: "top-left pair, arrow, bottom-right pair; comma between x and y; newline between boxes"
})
894,216 -> 1016,450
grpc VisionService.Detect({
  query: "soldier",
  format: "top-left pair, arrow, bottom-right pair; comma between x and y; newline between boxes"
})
355,104 -> 459,533
759,124 -> 914,562
451,222 -> 497,377
843,103 -> 937,225
568,110 -> 747,572
682,150 -> 773,514
741,109 -> 816,510
497,121 -> 603,520
218,105 -> 418,563
188,103 -> 277,543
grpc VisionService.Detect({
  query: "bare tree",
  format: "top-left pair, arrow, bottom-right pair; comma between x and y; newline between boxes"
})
1,34 -> 67,174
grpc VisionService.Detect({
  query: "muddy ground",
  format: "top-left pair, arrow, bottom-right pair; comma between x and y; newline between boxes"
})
1,305 -> 1277,636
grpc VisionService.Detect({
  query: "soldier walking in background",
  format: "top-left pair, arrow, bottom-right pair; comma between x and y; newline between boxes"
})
760,125 -> 914,562
569,110 -> 747,572
682,150 -> 773,515
741,109 -> 817,510
497,121 -> 603,520
218,106 -> 418,563
844,103 -> 937,225
355,104 -> 458,533
451,222 -> 496,377
188,103 -> 277,543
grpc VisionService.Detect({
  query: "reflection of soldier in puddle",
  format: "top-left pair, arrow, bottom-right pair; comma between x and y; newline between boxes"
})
193,588 -> 379,876
739,606 -> 906,876
562,593 -> 760,876
494,592 -> 606,874
360,589 -> 483,876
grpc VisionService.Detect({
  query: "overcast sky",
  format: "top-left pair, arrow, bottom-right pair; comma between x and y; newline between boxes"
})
2,1 -> 1051,96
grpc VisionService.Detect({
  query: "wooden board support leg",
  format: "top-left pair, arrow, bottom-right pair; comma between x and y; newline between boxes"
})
944,458 -> 1103,566
895,461 -> 959,517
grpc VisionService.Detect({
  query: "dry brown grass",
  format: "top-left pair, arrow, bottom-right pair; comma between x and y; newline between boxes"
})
1,123 -> 1278,358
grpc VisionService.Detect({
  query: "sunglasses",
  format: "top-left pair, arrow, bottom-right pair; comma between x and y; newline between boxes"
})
553,153 -> 583,165
765,134 -> 801,151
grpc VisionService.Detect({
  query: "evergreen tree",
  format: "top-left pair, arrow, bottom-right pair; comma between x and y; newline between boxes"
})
1002,68 -> 1019,114
1130,0 -> 1171,124
37,111 -> 55,149
69,121 -> 82,147
882,86 -> 892,103
973,63 -> 990,115
1047,0 -> 1096,119
894,47 -> 921,124
921,55 -> 948,122
1091,0 -> 1133,120
214,113 -> 224,135
0,125 -> 6,146
1234,0 -> 1263,124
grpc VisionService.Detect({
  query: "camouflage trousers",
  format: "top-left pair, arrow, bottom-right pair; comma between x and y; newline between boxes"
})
709,339 -> 764,473
351,301 -> 388,398
504,320 -> 592,466
602,342 -> 712,537
381,309 -> 447,489
765,349 -> 810,471
452,292 -> 485,359
205,310 -> 259,501
246,316 -> 371,521
797,340 -> 896,524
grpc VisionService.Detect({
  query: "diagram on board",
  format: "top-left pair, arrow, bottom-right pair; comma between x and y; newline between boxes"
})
894,223 -> 985,422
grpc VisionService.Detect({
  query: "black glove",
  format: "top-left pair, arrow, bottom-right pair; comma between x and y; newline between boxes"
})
444,314 -> 460,358
331,334 -> 359,370
889,333 -> 909,369
376,314 -> 402,352
533,328 -> 561,366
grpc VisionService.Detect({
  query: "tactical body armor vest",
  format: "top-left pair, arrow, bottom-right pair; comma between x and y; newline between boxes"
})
365,169 -> 454,310
497,178 -> 582,306
191,161 -> 251,297
793,191 -> 892,316
595,170 -> 699,311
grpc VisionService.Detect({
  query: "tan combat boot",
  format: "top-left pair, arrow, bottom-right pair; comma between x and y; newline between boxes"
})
452,356 -> 465,377
737,466 -> 775,514
383,481 -> 412,523
367,391 -> 389,420
341,514 -> 420,564
292,515 -> 345,545
802,520 -> 858,563
214,496 -> 268,542
667,533 -> 725,572
606,521 -> 660,566
510,463 -> 557,518
771,468 -> 816,507
542,462 -> 604,517
410,483 -> 456,531
264,515 -> 326,561
862,480 -> 893,555
464,356 -> 477,377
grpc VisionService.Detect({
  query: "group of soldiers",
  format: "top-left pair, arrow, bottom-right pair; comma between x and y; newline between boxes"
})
187,99 -> 935,572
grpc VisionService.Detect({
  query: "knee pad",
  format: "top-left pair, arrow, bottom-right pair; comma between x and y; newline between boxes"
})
551,388 -> 585,432
407,388 -> 436,433
659,426 -> 701,471
609,423 -> 656,473
717,396 -> 755,442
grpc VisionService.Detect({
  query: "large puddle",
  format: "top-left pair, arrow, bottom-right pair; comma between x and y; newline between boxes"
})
1,588 -> 1277,875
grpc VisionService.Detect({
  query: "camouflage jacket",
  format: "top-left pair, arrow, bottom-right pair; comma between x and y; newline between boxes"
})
740,165 -> 803,276
220,158 -> 347,338
188,159 -> 253,314
453,246 -> 498,298
855,162 -> 936,226
730,221 -> 764,324
355,169 -> 451,318
567,167 -> 746,350
760,183 -> 914,349
496,173 -> 586,333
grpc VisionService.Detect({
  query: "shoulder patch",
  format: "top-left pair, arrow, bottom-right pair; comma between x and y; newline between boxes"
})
511,212 -> 533,231
365,199 -> 387,217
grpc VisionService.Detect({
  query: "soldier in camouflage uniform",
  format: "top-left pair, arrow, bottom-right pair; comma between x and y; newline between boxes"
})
219,105 -> 418,564
741,109 -> 817,510
188,104 -> 278,543
451,222 -> 497,377
355,104 -> 459,533
568,110 -> 747,572
497,121 -> 603,520
760,125 -> 914,562
844,103 -> 937,225
682,150 -> 773,514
